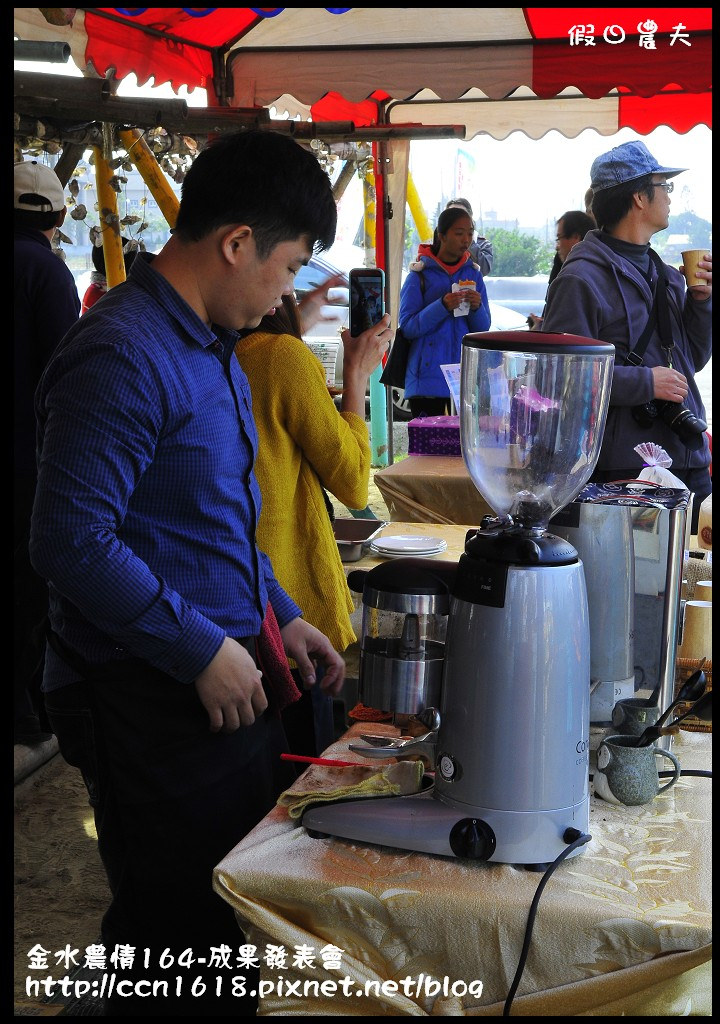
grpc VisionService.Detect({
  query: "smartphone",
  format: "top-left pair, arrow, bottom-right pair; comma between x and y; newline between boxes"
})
349,267 -> 385,337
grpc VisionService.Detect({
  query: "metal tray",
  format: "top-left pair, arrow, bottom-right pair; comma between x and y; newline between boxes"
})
333,518 -> 387,562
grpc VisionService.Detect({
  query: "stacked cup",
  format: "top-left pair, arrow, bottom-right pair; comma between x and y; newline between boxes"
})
679,600 -> 712,661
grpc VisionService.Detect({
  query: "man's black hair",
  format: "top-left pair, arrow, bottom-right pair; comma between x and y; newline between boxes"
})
91,237 -> 140,276
14,207 -> 64,233
591,174 -> 656,231
557,210 -> 596,239
174,130 -> 337,258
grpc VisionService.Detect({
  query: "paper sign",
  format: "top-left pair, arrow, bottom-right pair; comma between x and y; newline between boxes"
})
440,363 -> 461,411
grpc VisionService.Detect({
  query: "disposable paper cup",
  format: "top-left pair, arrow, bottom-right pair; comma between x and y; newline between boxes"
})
681,249 -> 707,289
695,580 -> 712,602
679,600 -> 712,660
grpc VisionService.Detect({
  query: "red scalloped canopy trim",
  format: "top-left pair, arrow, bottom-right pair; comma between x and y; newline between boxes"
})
619,90 -> 712,133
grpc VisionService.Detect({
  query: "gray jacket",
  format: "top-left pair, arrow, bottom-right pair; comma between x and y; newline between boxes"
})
542,230 -> 711,474
469,237 -> 493,278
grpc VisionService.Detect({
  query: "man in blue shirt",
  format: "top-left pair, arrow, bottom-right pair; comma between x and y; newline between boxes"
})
14,159 -> 80,746
31,131 -> 344,1016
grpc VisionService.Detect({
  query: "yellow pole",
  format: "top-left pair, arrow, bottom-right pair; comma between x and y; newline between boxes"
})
361,166 -> 388,468
92,144 -> 126,289
362,167 -> 376,262
406,171 -> 432,242
117,128 -> 180,230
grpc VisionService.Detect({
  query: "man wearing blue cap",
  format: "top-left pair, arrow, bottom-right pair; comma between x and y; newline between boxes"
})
542,140 -> 712,534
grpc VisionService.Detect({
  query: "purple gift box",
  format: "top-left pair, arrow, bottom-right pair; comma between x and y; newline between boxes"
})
408,415 -> 462,457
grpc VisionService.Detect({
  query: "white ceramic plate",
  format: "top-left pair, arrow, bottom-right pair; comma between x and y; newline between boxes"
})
370,547 -> 446,560
370,536 -> 448,555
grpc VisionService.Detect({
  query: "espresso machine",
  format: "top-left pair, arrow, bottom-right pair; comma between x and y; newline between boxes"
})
304,332 -> 615,866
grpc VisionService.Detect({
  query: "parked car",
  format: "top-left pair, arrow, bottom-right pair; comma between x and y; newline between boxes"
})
482,274 -> 549,318
298,250 -> 531,420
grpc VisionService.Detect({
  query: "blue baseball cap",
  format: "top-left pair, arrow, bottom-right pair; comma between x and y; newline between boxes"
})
590,141 -> 686,193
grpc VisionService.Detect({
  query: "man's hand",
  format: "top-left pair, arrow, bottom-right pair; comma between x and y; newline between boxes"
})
683,252 -> 712,302
195,637 -> 267,732
652,365 -> 689,403
280,617 -> 346,697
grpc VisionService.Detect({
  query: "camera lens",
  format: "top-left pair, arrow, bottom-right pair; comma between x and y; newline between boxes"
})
659,402 -> 708,451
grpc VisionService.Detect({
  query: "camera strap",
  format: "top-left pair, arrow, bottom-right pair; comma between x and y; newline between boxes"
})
625,250 -> 674,367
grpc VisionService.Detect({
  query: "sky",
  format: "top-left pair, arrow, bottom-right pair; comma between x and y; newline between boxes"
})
408,125 -> 713,234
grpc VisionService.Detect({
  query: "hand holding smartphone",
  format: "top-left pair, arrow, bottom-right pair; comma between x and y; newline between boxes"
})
349,267 -> 385,337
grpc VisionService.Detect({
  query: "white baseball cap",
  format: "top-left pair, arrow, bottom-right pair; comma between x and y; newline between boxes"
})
14,160 -> 66,213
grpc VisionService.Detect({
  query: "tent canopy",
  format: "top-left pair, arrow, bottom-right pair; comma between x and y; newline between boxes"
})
14,7 -> 712,139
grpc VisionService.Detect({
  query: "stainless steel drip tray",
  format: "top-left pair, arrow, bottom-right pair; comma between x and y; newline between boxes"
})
333,518 -> 387,562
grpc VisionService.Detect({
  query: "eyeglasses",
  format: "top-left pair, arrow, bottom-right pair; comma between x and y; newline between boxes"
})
555,235 -> 569,242
651,181 -> 674,193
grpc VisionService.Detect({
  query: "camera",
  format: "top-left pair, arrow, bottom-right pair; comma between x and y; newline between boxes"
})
632,400 -> 707,451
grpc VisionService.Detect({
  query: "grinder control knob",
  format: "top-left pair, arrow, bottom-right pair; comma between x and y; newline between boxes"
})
449,818 -> 497,860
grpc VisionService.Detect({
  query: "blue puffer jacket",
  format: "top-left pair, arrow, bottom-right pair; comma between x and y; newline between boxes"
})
399,246 -> 490,399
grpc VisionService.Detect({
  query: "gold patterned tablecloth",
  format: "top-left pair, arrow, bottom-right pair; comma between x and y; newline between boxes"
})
373,456 -> 493,525
214,728 -> 711,1016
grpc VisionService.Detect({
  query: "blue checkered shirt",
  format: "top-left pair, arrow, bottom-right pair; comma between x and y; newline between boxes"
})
31,253 -> 301,689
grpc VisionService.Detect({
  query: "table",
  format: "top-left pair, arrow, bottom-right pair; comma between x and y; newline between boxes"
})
373,456 -> 493,525
214,728 -> 711,1016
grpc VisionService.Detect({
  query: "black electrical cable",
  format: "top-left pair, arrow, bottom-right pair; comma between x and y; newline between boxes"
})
503,830 -> 592,1016
589,769 -> 712,780
503,771 -> 709,1014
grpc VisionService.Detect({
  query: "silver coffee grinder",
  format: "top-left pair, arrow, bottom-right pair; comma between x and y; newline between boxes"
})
304,332 -> 615,866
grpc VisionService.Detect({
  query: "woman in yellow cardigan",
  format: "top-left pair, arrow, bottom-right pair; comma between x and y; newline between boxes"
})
236,293 -> 392,755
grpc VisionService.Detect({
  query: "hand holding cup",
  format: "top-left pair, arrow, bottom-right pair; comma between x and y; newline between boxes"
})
681,249 -> 712,299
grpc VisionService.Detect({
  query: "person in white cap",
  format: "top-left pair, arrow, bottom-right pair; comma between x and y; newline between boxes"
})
542,140 -> 712,534
14,160 -> 80,747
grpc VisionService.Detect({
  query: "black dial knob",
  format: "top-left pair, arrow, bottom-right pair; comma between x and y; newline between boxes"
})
449,817 -> 497,860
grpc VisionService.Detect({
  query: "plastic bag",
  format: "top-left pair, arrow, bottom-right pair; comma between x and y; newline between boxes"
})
634,442 -> 687,488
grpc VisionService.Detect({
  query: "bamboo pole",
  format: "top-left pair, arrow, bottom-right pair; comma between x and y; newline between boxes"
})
92,144 -> 126,289
406,171 -> 432,242
117,128 -> 180,230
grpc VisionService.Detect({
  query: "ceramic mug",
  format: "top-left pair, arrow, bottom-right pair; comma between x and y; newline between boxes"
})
611,698 -> 660,738
594,735 -> 681,806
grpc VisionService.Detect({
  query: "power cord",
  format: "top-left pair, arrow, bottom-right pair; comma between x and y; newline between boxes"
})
589,769 -> 712,780
503,829 -> 592,1016
504,771 -> 709,1014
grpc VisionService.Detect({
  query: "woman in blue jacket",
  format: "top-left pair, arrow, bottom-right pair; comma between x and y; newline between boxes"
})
399,205 -> 491,417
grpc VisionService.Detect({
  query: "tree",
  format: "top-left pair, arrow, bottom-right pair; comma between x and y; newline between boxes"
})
653,211 -> 712,255
486,228 -> 553,276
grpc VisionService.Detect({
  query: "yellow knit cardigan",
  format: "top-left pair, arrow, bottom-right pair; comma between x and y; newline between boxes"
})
235,330 -> 371,652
